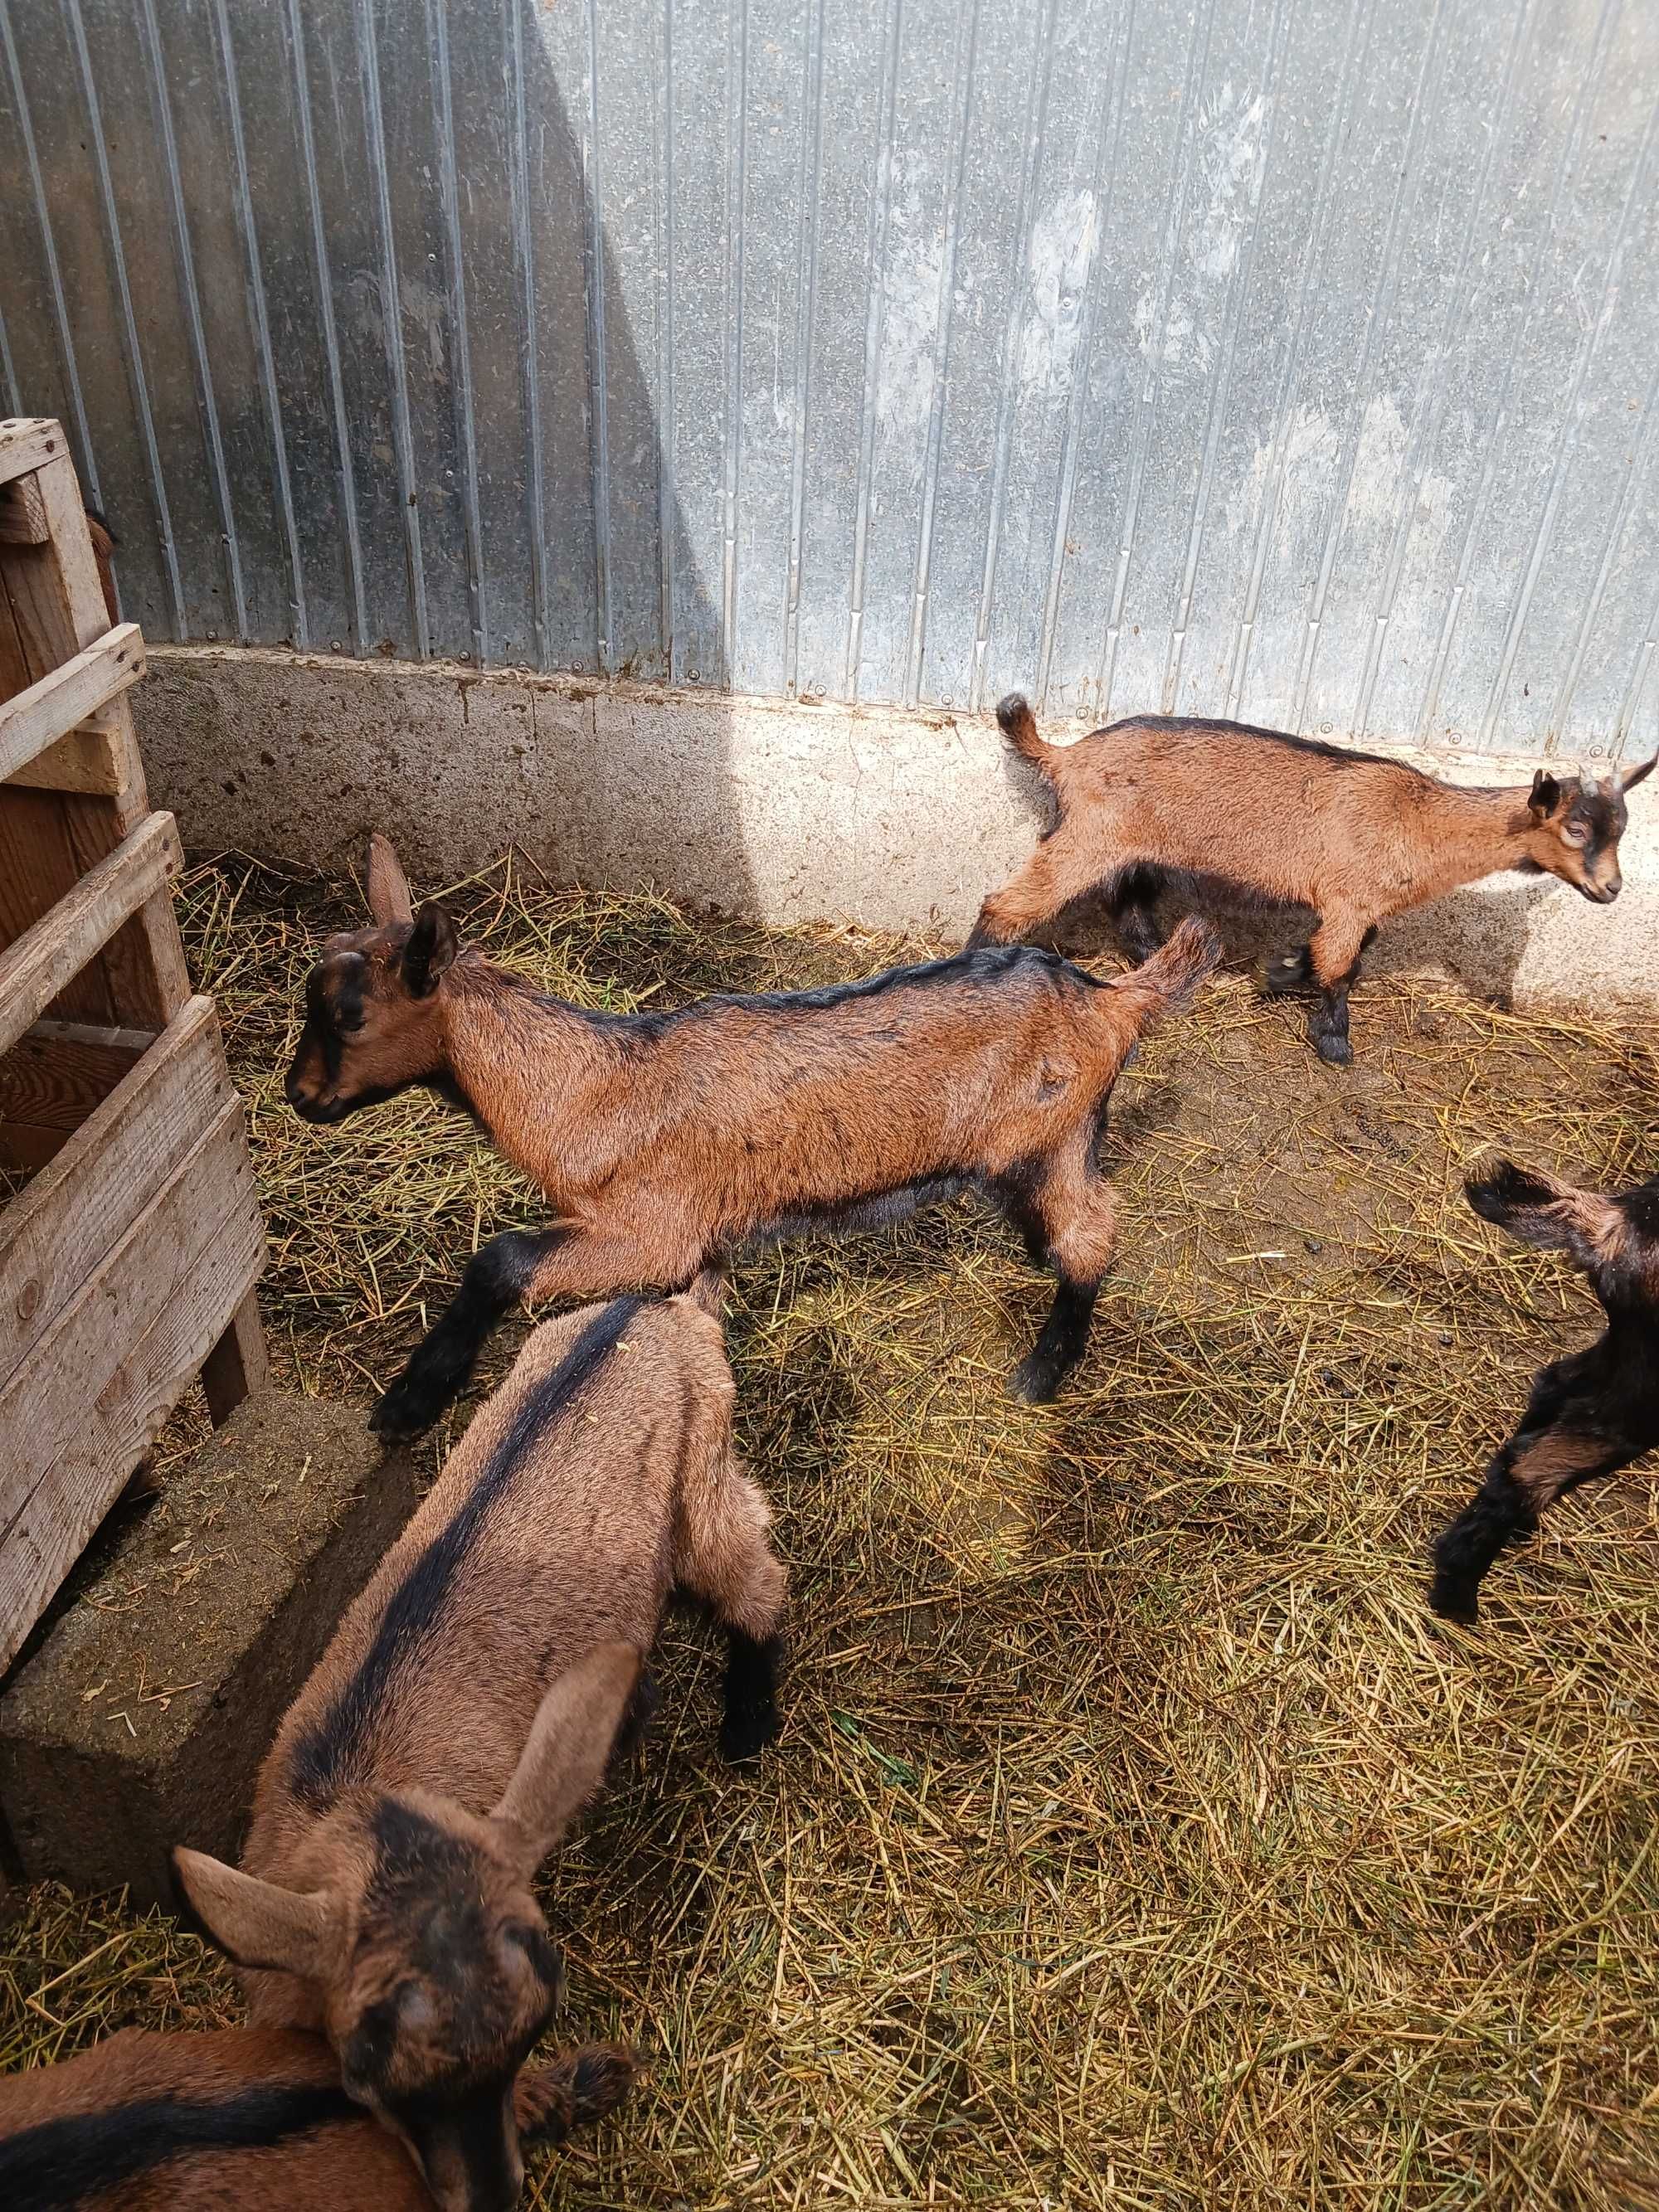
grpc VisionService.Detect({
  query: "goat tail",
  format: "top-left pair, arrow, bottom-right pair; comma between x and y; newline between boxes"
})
995,693 -> 1058,776
1109,915 -> 1223,1028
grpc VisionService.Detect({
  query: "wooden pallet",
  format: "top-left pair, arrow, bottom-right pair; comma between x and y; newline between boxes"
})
0,418 -> 268,1675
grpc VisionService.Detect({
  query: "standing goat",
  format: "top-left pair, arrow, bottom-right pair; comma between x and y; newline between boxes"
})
173,1283 -> 784,2212
284,836 -> 1219,1436
1430,1160 -> 1659,1622
971,696 -> 1653,1064
0,2025 -> 630,2210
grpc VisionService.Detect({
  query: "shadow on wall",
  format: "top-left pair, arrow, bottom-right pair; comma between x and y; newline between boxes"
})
13,0 -> 755,921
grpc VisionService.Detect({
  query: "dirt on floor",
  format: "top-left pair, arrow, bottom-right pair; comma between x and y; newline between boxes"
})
3,853 -> 1658,2210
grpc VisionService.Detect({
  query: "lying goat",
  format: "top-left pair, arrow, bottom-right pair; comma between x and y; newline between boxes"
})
971,695 -> 1653,1064
1430,1160 -> 1659,1622
285,836 -> 1219,1436
0,2025 -> 629,2210
174,1283 -> 784,2212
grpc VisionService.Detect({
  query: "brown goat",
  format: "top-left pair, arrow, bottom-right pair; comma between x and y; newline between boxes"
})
0,2025 -> 630,2210
173,1285 -> 782,2212
1429,1160 -> 1659,1622
971,696 -> 1655,1064
83,508 -> 119,627
285,835 -> 1219,1435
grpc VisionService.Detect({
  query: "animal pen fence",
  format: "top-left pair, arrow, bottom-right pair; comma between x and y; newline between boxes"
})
0,416 -> 266,1679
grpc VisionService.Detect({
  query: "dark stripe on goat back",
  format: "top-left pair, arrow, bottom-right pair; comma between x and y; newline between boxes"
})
0,2080 -> 357,2210
533,941 -> 1098,1044
289,1296 -> 644,1807
1096,712 -> 1433,780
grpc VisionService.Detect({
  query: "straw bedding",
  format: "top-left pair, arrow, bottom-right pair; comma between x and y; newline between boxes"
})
3,853 -> 1657,2209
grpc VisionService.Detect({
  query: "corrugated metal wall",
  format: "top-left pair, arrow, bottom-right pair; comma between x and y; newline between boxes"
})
2,0 -> 1656,759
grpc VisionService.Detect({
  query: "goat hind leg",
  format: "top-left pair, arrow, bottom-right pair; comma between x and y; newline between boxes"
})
1306,916 -> 1372,1066
1005,1163 -> 1117,1403
968,829 -> 1114,951
1430,1427 -> 1631,1622
678,1448 -> 788,1764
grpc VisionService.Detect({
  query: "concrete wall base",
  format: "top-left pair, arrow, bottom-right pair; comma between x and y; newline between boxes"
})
138,646 -> 1659,1012
0,1393 -> 418,1908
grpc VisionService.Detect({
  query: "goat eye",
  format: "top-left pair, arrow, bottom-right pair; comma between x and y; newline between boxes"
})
1562,822 -> 1589,846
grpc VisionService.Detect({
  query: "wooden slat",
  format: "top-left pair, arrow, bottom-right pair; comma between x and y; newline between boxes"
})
0,1017 -> 157,1174
0,421 -> 65,489
0,476 -> 50,546
0,997 -> 226,1391
0,623 -> 144,784
0,449 -> 182,1028
202,1287 -> 270,1426
0,811 -> 181,1059
0,1097 -> 265,1672
4,727 -> 129,798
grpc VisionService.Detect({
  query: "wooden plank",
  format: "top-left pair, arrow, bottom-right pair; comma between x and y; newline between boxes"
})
4,726 -> 129,798
0,1017 -> 155,1169
0,476 -> 50,546
0,421 -> 65,489
0,623 -> 144,783
0,790 -> 117,1023
0,997 -> 226,1394
0,811 -> 181,1059
202,1287 -> 270,1425
0,455 -> 180,1026
0,1098 -> 265,1672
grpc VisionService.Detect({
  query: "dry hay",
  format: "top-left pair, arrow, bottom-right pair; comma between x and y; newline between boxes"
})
4,851 -> 1659,2210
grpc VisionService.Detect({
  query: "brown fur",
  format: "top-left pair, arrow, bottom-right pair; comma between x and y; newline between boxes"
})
84,511 -> 118,628
285,836 -> 1220,1417
0,2025 -> 632,2210
975,696 -> 1653,1062
174,1293 -> 773,2210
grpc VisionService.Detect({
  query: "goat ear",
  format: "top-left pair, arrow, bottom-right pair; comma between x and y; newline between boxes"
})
1527,770 -> 1562,818
366,834 -> 416,927
172,1848 -> 338,1978
1619,750 -> 1657,795
1464,1159 -> 1620,1273
489,1642 -> 641,1874
402,902 -> 458,997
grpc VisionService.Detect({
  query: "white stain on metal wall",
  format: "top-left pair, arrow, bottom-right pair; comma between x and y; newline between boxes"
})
1,0 -> 1655,761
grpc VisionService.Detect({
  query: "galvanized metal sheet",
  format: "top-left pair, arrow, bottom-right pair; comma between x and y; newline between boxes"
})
3,0 -> 1655,759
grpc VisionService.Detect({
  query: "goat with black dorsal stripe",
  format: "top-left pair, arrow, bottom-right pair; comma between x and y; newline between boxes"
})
971,695 -> 1655,1064
0,2025 -> 630,2212
1429,1160 -> 1659,1623
283,834 -> 1219,1435
173,1283 -> 783,2212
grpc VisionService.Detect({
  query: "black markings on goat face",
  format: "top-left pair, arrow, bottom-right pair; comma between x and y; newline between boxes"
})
1528,771 -> 1628,903
334,1800 -> 562,2211
285,916 -> 456,1125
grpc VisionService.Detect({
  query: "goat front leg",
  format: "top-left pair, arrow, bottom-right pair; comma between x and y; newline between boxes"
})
371,1223 -> 700,1437
513,2043 -> 637,2142
1429,1426 -> 1632,1623
1305,916 -> 1375,1066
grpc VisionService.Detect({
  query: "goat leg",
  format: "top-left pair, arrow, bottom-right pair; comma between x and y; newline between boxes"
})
1430,1425 -> 1632,1622
370,1227 -> 570,1437
1010,1276 -> 1099,1403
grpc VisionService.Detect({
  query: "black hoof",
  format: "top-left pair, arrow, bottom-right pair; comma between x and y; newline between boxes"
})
1428,1576 -> 1479,1626
1314,1033 -> 1353,1067
369,1373 -> 447,1438
1009,1354 -> 1064,1403
719,1700 -> 781,1766
1262,950 -> 1311,996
